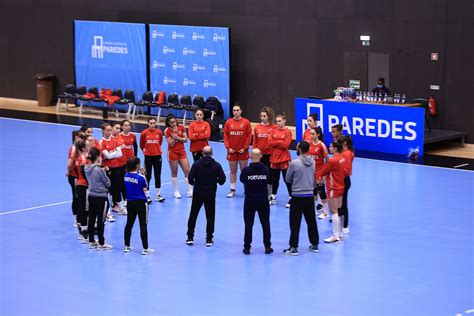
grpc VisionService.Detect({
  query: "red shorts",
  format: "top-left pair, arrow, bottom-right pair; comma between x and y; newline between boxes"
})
168,150 -> 187,161
271,161 -> 289,170
327,189 -> 344,198
227,151 -> 249,161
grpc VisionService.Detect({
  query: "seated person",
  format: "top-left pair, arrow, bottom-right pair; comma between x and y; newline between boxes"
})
372,77 -> 390,96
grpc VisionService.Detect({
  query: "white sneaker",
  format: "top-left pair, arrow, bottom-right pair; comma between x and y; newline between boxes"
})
318,211 -> 328,220
97,243 -> 113,250
124,246 -> 134,253
155,195 -> 165,202
89,241 -> 98,249
324,235 -> 340,243
227,189 -> 236,198
107,213 -> 116,222
186,191 -> 193,198
77,235 -> 88,244
123,200 -> 127,207
118,209 -> 127,215
269,197 -> 277,205
343,227 -> 350,234
174,191 -> 182,199
285,201 -> 291,208
142,248 -> 155,255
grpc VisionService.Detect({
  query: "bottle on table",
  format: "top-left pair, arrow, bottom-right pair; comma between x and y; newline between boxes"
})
401,94 -> 406,104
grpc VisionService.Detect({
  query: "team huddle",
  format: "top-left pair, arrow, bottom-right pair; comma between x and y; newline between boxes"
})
66,104 -> 354,255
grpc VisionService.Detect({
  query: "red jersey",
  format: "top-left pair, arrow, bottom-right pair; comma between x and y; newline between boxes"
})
112,135 -> 127,167
120,132 -> 137,161
188,121 -> 210,152
341,149 -> 354,176
165,125 -> 186,153
140,128 -> 163,156
308,141 -> 328,171
320,154 -> 346,191
68,145 -> 77,177
75,154 -> 89,186
253,123 -> 275,155
224,117 -> 252,152
303,128 -> 312,142
93,138 -> 101,151
100,137 -> 120,168
269,127 -> 292,164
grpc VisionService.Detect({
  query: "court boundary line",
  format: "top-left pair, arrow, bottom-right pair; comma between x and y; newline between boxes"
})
1,117 -> 472,174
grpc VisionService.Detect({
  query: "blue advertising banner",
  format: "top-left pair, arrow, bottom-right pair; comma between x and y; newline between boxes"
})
295,98 -> 425,156
75,21 -> 147,109
149,24 -> 230,118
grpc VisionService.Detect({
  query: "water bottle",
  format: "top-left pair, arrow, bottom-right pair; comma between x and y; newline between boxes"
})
383,93 -> 387,103
362,91 -> 367,102
401,94 -> 406,104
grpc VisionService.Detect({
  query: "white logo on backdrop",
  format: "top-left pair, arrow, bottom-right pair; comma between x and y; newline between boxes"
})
152,30 -> 165,39
203,80 -> 217,88
162,46 -> 176,54
192,63 -> 206,72
212,33 -> 226,42
203,49 -> 217,57
172,31 -> 185,40
183,78 -> 196,86
163,76 -> 176,85
92,36 -> 104,59
213,65 -> 226,73
152,60 -> 166,69
192,32 -> 205,40
182,47 -> 196,55
91,36 -> 128,59
172,62 -> 186,70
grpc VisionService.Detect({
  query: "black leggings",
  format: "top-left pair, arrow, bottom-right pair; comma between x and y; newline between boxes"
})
192,151 -> 203,162
289,196 -> 319,248
338,176 -> 351,228
118,166 -> 127,201
76,185 -> 88,229
124,200 -> 149,249
68,175 -> 77,216
271,168 -> 292,196
144,155 -> 162,189
88,196 -> 109,245
108,167 -> 123,205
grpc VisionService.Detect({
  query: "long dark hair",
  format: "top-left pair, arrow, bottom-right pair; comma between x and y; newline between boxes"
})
88,147 -> 101,163
312,126 -> 324,142
260,106 -> 275,124
126,157 -> 141,172
339,135 -> 354,152
165,114 -> 177,128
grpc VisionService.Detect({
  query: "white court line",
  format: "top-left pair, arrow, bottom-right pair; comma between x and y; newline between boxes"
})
0,200 -> 72,216
1,117 -> 472,173
453,163 -> 469,169
0,171 -> 232,216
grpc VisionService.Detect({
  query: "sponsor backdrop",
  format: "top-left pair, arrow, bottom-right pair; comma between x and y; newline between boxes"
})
295,98 -> 425,156
75,21 -> 147,108
149,24 -> 230,118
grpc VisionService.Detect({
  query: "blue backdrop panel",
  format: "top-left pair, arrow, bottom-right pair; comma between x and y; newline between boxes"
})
75,21 -> 147,110
295,98 -> 425,156
149,24 -> 230,118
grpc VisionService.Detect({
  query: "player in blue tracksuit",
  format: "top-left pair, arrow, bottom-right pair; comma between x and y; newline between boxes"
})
239,148 -> 273,255
123,157 -> 154,255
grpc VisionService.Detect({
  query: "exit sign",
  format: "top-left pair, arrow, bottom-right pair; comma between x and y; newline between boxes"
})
431,53 -> 438,61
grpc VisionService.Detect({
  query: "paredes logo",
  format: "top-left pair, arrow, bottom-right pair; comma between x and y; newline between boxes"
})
162,46 -> 175,54
91,36 -> 128,59
192,32 -> 206,40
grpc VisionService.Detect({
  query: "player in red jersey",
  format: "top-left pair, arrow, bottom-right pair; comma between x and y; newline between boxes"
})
188,109 -> 211,161
268,113 -> 293,208
253,106 -> 276,197
140,117 -> 165,203
66,130 -> 82,226
308,127 -> 330,219
319,140 -> 346,243
223,104 -> 252,198
74,139 -> 90,242
80,124 -> 101,150
338,135 -> 355,234
164,114 -> 193,199
120,120 -> 137,160
100,123 -> 123,221
303,113 -> 318,142
111,122 -> 128,215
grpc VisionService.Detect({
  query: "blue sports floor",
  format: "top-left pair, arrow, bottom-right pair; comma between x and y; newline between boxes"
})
0,117 -> 473,316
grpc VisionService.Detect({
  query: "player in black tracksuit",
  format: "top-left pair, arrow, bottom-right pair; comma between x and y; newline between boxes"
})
239,148 -> 273,255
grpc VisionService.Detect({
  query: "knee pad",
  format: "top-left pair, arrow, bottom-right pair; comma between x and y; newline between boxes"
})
316,183 -> 327,200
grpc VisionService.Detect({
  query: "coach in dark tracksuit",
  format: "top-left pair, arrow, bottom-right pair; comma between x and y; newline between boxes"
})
186,146 -> 226,247
240,148 -> 273,255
